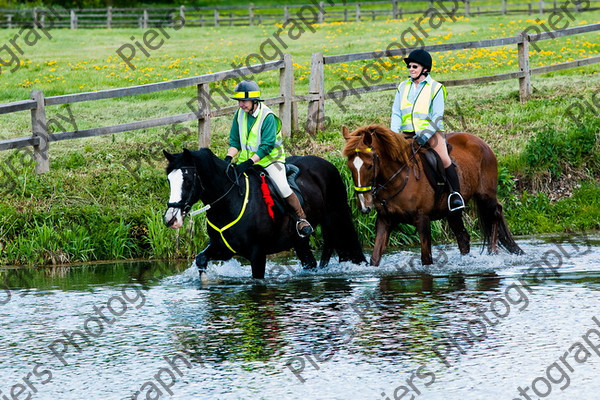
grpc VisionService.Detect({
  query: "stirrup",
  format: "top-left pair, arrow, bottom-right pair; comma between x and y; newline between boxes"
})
448,192 -> 465,212
296,219 -> 314,238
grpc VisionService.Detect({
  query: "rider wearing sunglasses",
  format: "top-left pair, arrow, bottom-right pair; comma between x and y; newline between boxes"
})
390,49 -> 465,212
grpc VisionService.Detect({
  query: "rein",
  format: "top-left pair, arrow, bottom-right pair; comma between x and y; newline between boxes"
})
167,164 -> 250,254
206,173 -> 250,254
353,146 -> 417,206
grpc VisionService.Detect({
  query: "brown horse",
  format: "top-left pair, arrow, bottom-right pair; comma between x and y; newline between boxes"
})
342,124 -> 523,266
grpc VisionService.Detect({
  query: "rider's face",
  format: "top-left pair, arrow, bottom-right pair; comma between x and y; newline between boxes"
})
408,62 -> 425,79
238,100 -> 255,113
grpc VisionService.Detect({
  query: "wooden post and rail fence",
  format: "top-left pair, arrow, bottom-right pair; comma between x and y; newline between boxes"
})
0,23 -> 598,174
1,0 -> 600,29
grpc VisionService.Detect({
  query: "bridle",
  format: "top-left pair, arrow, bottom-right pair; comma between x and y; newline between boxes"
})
166,164 -> 243,218
352,148 -> 379,194
351,146 -> 413,207
167,166 -> 199,216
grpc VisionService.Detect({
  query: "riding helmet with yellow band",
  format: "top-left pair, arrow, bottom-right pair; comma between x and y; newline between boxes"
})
231,80 -> 263,101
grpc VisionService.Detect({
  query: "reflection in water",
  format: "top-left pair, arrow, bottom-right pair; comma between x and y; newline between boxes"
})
0,234 -> 599,399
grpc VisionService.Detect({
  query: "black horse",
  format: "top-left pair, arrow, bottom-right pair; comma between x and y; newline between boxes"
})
163,148 -> 366,279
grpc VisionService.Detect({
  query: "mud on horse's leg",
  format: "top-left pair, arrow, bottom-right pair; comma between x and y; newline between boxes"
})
416,214 -> 433,265
371,215 -> 392,266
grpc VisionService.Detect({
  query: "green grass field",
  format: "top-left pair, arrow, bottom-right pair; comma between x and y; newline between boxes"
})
0,9 -> 599,265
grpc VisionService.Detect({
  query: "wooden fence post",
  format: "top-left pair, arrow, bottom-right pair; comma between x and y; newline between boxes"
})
392,0 -> 398,19
307,52 -> 325,134
283,6 -> 289,23
143,9 -> 148,29
214,9 -> 219,26
355,4 -> 361,22
197,83 -> 211,148
33,7 -> 38,26
249,3 -> 254,26
179,5 -> 185,25
502,0 -> 507,15
539,0 -> 544,14
30,90 -> 49,174
464,0 -> 470,17
518,31 -> 531,103
70,9 -> 77,29
107,6 -> 112,28
318,1 -> 324,23
279,54 -> 294,137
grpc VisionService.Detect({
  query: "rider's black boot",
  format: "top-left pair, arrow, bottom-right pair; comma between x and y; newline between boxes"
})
445,164 -> 465,212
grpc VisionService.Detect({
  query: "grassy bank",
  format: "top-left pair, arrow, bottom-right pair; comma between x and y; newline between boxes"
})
0,12 -> 599,265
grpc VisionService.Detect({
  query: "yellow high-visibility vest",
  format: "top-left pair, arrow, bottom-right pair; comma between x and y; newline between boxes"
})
237,103 -> 285,168
397,78 -> 446,137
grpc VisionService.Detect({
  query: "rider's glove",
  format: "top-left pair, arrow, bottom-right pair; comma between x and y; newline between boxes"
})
236,159 -> 254,175
415,133 -> 428,146
224,155 -> 233,164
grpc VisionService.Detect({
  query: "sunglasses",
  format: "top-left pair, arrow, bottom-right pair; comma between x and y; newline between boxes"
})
407,64 -> 421,69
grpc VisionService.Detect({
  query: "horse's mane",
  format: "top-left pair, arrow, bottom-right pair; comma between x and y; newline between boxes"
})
343,124 -> 413,166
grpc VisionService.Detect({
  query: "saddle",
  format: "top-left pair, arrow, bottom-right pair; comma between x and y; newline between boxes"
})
250,163 -> 304,217
405,134 -> 453,206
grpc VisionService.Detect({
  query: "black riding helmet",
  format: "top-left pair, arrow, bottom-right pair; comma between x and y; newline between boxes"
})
404,49 -> 433,72
231,80 -> 263,101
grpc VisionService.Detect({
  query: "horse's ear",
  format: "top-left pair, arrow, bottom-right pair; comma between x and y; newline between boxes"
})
342,126 -> 351,140
364,131 -> 373,147
163,150 -> 174,161
182,148 -> 192,159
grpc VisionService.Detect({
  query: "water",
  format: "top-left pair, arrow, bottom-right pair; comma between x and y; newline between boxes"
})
1,233 -> 599,400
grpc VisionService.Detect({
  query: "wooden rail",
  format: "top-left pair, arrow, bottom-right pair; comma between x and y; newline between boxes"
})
1,0 -> 600,29
0,24 -> 599,172
0,55 -> 295,173
306,22 -> 600,133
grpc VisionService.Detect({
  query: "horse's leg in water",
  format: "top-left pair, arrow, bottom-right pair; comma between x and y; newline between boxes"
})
294,238 -> 318,269
371,215 -> 392,266
416,214 -> 433,265
249,249 -> 267,279
318,240 -> 334,268
195,242 -> 233,272
447,211 -> 470,255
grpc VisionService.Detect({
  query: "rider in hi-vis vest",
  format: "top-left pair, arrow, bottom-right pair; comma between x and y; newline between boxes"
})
224,80 -> 314,238
390,49 -> 465,212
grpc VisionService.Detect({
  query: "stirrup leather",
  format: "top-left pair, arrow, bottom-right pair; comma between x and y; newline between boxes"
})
448,191 -> 465,212
296,219 -> 313,238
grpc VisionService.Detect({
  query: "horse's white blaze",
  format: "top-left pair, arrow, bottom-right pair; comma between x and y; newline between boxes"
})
165,169 -> 184,228
167,169 -> 184,203
353,156 -> 367,210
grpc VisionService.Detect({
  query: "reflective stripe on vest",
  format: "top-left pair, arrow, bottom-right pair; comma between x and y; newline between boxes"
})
237,104 -> 286,168
397,79 -> 445,136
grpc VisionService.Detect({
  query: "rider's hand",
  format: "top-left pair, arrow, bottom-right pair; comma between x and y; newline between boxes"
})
224,155 -> 233,164
236,159 -> 254,175
415,134 -> 427,146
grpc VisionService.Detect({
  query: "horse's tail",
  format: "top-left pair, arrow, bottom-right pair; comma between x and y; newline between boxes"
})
318,160 -> 367,265
475,195 -> 524,255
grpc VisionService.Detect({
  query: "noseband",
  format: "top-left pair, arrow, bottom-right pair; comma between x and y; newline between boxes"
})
352,148 -> 379,194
